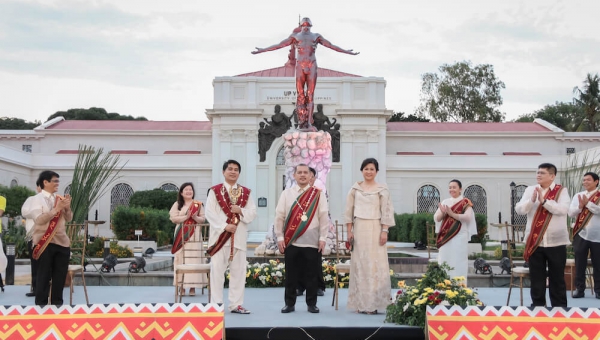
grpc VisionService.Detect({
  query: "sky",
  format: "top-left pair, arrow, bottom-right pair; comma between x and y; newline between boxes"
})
0,0 -> 598,123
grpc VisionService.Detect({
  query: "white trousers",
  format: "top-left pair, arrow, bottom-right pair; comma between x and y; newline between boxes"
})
210,244 -> 247,311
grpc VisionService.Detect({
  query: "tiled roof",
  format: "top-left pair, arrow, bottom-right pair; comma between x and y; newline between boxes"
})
44,120 -> 211,131
387,122 -> 551,132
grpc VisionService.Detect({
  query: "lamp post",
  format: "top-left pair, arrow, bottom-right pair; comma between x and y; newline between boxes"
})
509,181 -> 516,245
104,239 -> 111,259
5,243 -> 16,285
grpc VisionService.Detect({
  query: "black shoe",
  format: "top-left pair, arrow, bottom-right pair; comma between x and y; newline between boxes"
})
595,293 -> 600,299
317,288 -> 324,296
307,305 -> 320,313
572,290 -> 585,298
296,289 -> 304,296
25,292 -> 35,297
281,305 -> 295,313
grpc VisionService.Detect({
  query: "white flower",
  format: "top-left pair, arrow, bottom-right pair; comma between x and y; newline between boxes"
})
275,271 -> 282,277
403,303 -> 410,312
441,300 -> 450,306
259,275 -> 267,284
253,263 -> 261,268
324,274 -> 332,281
339,272 -> 346,277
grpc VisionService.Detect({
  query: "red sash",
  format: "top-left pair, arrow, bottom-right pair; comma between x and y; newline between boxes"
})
171,201 -> 202,254
32,195 -> 64,260
206,184 -> 251,258
524,185 -> 563,261
283,186 -> 321,247
573,190 -> 600,236
436,198 -> 472,248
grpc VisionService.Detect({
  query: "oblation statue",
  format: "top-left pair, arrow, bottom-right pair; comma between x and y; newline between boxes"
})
252,17 -> 359,131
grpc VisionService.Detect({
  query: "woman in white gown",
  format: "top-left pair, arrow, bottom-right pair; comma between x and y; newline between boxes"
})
433,179 -> 478,284
345,158 -> 395,314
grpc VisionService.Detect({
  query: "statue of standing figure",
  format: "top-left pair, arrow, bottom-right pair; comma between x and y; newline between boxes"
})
252,17 -> 359,131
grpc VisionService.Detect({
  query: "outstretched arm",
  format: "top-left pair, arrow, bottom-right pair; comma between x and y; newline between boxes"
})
316,34 -> 359,55
251,36 -> 295,54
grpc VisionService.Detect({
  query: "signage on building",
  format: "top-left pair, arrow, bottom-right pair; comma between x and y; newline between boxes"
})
260,88 -> 337,104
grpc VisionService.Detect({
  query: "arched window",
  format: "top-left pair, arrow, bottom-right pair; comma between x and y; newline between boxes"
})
512,185 -> 528,225
417,185 -> 441,213
64,184 -> 71,195
10,179 -> 18,188
464,185 -> 487,215
160,183 -> 179,192
111,183 -> 134,212
276,146 -> 286,165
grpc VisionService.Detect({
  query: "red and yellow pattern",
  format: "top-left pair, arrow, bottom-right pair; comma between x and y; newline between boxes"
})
525,184 -> 563,261
427,306 -> 600,340
573,190 -> 600,236
436,198 -> 472,248
32,194 -> 64,260
0,303 -> 224,340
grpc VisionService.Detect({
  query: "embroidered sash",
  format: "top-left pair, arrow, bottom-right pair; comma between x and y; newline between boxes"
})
32,195 -> 64,260
436,198 -> 473,248
573,190 -> 600,236
171,200 -> 202,254
283,186 -> 321,247
524,185 -> 563,261
206,184 -> 250,258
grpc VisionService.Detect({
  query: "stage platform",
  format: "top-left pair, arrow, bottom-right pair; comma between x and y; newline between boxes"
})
1,286 -> 599,340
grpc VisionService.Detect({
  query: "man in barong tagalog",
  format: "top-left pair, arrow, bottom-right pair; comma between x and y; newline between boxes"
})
205,160 -> 256,314
275,164 -> 329,313
568,172 -> 600,299
516,163 -> 570,307
252,17 -> 359,130
23,170 -> 72,306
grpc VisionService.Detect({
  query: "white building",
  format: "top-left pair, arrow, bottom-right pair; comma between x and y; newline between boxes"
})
2,65 -> 600,239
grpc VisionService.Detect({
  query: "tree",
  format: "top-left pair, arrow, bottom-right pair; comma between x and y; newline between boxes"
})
573,73 -> 600,131
46,107 -> 147,122
388,111 -> 430,122
0,185 -> 36,217
0,117 -> 41,130
417,61 -> 506,122
513,102 -> 584,131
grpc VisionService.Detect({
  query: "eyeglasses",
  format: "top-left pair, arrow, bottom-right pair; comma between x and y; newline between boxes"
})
50,179 -> 60,183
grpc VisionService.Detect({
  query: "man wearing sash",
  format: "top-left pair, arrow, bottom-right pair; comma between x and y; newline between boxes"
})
23,171 -> 72,306
276,164 -> 329,313
515,163 -> 570,307
568,172 -> 600,299
21,181 -> 42,297
205,160 -> 256,314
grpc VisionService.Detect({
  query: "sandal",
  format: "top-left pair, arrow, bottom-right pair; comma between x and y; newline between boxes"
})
179,287 -> 186,296
189,288 -> 196,296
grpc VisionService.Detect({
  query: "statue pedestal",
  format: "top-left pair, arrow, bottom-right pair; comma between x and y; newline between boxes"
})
282,130 -> 332,190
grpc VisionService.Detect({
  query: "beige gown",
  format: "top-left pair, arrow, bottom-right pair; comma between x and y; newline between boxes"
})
169,201 -> 207,288
344,182 -> 396,312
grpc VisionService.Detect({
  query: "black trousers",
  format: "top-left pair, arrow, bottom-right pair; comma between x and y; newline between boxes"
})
297,265 -> 326,292
573,234 -> 600,294
284,245 -> 320,307
35,243 -> 70,306
28,240 -> 39,293
528,245 -> 567,307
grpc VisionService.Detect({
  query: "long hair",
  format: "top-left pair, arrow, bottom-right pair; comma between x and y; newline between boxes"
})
177,182 -> 195,210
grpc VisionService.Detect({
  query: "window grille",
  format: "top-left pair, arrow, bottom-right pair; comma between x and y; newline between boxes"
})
64,184 -> 71,195
417,185 -> 441,213
10,179 -> 18,188
276,147 -> 286,165
464,185 -> 487,215
512,185 -> 528,225
110,183 -> 134,212
160,183 -> 179,192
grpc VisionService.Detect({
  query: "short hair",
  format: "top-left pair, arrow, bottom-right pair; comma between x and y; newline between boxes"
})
449,179 -> 462,189
360,158 -> 379,171
584,172 -> 600,187
294,163 -> 310,173
538,163 -> 557,175
177,182 -> 195,210
222,160 -> 241,173
35,178 -> 41,188
308,167 -> 316,177
38,170 -> 59,190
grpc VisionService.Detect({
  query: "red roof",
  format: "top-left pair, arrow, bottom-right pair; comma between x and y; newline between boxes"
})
236,65 -> 361,77
503,152 -> 542,156
387,122 -> 551,132
396,152 -> 434,156
45,120 -> 211,131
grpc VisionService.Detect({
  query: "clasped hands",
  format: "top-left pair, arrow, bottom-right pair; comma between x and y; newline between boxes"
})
578,193 -> 589,210
56,194 -> 71,211
186,210 -> 205,223
531,187 -> 548,205
438,203 -> 456,219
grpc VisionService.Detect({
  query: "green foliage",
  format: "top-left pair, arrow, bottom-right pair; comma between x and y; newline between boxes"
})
129,189 -> 177,210
0,117 -> 41,130
69,145 -> 125,223
0,185 -> 36,217
560,149 -> 600,227
417,60 -> 506,122
514,102 -> 585,131
470,214 -> 488,249
111,206 -> 173,243
391,214 -> 413,242
388,111 -> 430,122
385,263 -> 482,328
47,107 -> 147,122
573,73 -> 600,132
86,237 -> 133,258
409,213 -> 434,243
1,222 -> 28,258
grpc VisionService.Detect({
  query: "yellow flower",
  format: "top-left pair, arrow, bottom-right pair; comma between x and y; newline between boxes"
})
424,287 -> 434,293
389,269 -> 394,275
246,270 -> 250,278
444,279 -> 452,285
412,289 -> 419,294
414,298 -> 426,306
339,283 -> 345,288
254,268 -> 260,273
397,280 -> 406,288
465,289 -> 473,295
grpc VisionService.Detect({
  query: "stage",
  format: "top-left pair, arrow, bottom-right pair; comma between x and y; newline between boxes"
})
1,285 -> 599,340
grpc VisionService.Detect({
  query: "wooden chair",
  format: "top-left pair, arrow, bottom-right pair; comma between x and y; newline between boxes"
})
505,223 -> 529,306
331,220 -> 351,310
65,222 -> 90,305
174,223 -> 211,303
426,222 -> 438,261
